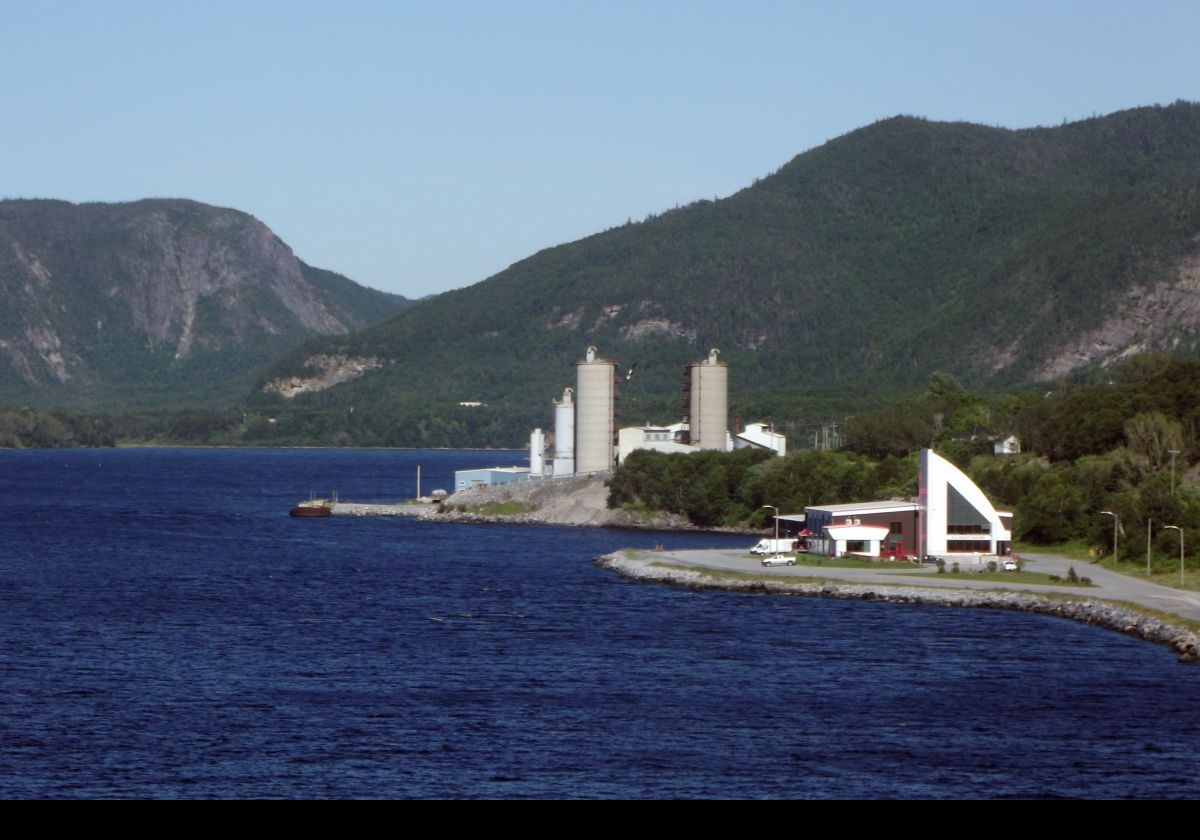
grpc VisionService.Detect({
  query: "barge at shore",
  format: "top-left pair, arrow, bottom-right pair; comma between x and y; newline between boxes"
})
289,493 -> 336,517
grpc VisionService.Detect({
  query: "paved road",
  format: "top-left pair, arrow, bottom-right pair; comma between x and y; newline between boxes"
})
643,548 -> 1200,623
1021,552 -> 1200,622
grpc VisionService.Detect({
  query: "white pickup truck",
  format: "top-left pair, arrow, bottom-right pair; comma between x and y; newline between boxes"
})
761,554 -> 796,567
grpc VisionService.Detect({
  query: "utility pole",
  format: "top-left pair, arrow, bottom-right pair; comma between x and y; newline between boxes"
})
1147,518 -> 1153,576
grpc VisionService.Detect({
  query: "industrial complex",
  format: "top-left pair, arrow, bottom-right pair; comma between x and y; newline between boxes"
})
449,347 -> 1014,566
455,345 -> 785,491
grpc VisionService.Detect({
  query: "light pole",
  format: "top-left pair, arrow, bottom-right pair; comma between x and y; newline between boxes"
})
762,505 -> 780,551
1100,510 -> 1119,565
1147,518 -> 1153,576
1163,525 -> 1185,587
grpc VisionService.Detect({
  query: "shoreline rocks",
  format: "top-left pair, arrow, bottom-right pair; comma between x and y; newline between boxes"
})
597,552 -> 1200,663
335,474 -> 760,533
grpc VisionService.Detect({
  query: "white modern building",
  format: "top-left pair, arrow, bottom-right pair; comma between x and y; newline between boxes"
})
918,448 -> 1013,558
784,450 -> 1013,561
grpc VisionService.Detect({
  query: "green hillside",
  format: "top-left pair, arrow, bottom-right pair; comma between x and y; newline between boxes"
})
245,102 -> 1200,446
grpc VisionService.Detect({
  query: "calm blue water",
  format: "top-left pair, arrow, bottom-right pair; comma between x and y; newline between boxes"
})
1,448 -> 1198,799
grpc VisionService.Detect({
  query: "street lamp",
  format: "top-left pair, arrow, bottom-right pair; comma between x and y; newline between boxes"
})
1163,525 -> 1185,587
1100,510 -> 1119,565
1146,518 -> 1153,575
761,505 -> 780,550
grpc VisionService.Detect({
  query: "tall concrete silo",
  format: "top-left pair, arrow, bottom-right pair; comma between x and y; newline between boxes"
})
553,387 -> 576,477
575,346 -> 618,473
686,348 -> 728,451
530,428 -> 546,477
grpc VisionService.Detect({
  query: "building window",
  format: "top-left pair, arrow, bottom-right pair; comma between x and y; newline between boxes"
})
947,485 -> 989,532
946,539 -> 991,552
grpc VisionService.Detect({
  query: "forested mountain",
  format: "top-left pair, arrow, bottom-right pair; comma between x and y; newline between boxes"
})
253,102 -> 1200,447
0,199 -> 411,409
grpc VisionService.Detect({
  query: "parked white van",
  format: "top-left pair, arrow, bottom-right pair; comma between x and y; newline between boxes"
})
750,538 -> 796,556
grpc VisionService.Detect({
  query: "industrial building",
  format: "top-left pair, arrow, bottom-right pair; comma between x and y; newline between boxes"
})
733,422 -> 787,456
617,423 -> 695,464
454,466 -> 532,491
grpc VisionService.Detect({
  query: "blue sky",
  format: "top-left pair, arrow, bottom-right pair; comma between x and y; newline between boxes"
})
1,1 -> 1196,298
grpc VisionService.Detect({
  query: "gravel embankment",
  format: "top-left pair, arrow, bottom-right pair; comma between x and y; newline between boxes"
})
335,473 -> 756,532
597,551 -> 1200,663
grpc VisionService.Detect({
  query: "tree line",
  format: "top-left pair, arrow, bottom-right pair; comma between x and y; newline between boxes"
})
610,354 -> 1200,574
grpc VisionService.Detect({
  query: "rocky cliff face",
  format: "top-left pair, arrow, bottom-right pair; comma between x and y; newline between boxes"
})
1031,250 -> 1200,380
0,199 -> 409,407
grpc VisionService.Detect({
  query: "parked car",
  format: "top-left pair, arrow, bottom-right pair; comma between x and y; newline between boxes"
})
1002,560 -> 1019,571
761,554 -> 796,567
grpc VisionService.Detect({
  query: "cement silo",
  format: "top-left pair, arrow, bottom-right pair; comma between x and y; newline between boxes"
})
575,346 -> 618,473
553,387 -> 576,477
530,428 -> 546,477
686,348 -> 728,450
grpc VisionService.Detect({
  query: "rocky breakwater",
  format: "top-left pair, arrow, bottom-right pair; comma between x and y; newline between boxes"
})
334,473 -> 724,530
597,552 -> 1200,663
